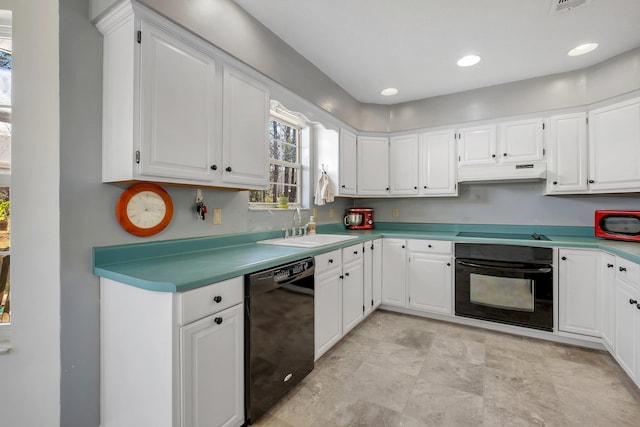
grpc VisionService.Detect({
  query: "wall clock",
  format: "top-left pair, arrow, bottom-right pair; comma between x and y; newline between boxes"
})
116,183 -> 173,237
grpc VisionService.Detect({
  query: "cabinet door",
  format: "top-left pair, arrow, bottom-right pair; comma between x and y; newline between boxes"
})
558,249 -> 600,337
342,259 -> 364,335
339,129 -> 357,195
222,65 -> 269,187
363,241 -> 374,316
589,99 -> 640,192
357,136 -> 389,196
139,20 -> 219,181
457,124 -> 497,166
546,113 -> 588,194
498,118 -> 544,163
181,304 -> 244,427
419,129 -> 457,196
389,134 -> 419,195
614,277 -> 638,381
381,239 -> 407,307
372,239 -> 383,309
315,268 -> 343,360
600,252 -> 616,350
408,254 -> 453,315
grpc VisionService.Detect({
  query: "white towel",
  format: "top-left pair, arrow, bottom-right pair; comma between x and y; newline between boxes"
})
314,173 -> 334,205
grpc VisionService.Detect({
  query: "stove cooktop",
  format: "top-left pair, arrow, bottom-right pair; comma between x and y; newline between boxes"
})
456,231 -> 551,241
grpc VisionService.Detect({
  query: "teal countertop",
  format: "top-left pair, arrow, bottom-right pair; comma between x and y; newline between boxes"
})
93,222 -> 640,292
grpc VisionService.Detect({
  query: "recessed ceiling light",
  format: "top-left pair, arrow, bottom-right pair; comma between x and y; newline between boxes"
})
568,43 -> 599,56
457,55 -> 481,67
380,87 -> 398,96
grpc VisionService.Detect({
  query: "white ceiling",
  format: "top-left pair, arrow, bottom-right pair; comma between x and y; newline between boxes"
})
234,0 -> 640,104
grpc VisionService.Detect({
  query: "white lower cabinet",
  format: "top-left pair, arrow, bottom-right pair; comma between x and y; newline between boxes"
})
613,257 -> 640,382
363,238 -> 383,316
381,239 -> 408,307
558,248 -> 601,337
100,276 -> 244,427
408,253 -> 453,315
600,252 -> 616,350
342,254 -> 364,334
314,249 -> 343,361
181,304 -> 244,427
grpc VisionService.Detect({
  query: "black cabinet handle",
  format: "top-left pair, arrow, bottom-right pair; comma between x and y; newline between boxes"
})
503,153 -> 507,157
428,244 -> 432,248
210,164 -> 218,170
339,275 -> 344,279
345,272 -> 350,277
423,186 -> 427,189
401,245 -> 405,249
637,304 -> 640,310
629,299 -> 638,305
491,154 -> 496,158
341,184 -> 346,188
354,251 -> 359,255
414,186 -> 417,190
446,262 -> 451,266
213,296 -> 222,304
588,179 -> 595,184
328,259 -> 334,264
214,317 -> 223,325
386,187 -> 389,191
620,266 -> 627,272
553,181 -> 557,185
607,263 -> 614,268
561,256 -> 567,261
226,166 -> 232,172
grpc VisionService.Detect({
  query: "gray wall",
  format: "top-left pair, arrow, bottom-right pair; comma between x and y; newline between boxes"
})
58,1 -> 640,426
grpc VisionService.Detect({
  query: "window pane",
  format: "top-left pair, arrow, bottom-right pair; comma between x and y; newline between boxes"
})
0,186 -> 9,324
269,140 -> 297,163
270,164 -> 298,186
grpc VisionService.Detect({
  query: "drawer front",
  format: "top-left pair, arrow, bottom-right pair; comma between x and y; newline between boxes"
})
342,243 -> 364,264
180,276 -> 243,325
315,249 -> 342,275
616,257 -> 640,287
408,239 -> 452,255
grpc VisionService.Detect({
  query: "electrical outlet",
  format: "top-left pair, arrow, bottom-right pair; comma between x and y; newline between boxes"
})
329,208 -> 335,218
212,208 -> 222,225
392,208 -> 399,217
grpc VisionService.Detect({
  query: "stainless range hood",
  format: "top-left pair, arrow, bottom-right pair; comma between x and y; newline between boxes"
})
458,161 -> 547,183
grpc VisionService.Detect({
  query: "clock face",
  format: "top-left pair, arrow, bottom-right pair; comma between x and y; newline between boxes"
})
116,183 -> 173,236
127,191 -> 167,229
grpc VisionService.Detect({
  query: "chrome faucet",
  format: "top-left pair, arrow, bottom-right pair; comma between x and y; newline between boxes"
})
291,208 -> 302,237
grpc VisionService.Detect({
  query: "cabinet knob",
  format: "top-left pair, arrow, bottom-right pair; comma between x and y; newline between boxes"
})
401,245 -> 405,249
341,185 -> 346,188
226,166 -> 232,172
214,317 -> 223,325
210,164 -> 218,170
561,256 -> 567,261
386,187 -> 389,191
491,154 -> 496,158
620,266 -> 627,272
339,275 -> 344,279
629,299 -> 638,305
213,296 -> 222,304
553,181 -> 558,185
446,262 -> 451,266
588,179 -> 595,184
414,186 -> 418,190
328,259 -> 334,264
637,304 -> 640,310
345,272 -> 350,277
428,244 -> 432,248
423,186 -> 427,189
503,153 -> 507,157
354,251 -> 359,255
607,263 -> 614,268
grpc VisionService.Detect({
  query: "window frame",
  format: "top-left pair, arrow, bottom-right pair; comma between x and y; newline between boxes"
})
249,110 -> 304,209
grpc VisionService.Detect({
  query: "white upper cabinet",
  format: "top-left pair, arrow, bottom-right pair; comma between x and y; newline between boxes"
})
357,136 -> 389,196
139,20 -> 219,182
389,134 -> 419,195
498,118 -> 544,163
588,98 -> 640,192
97,6 -> 269,190
546,113 -> 588,194
339,129 -> 358,195
457,124 -> 497,166
221,65 -> 270,188
419,129 -> 457,196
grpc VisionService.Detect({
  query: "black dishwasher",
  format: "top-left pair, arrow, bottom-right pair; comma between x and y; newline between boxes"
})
244,258 -> 315,424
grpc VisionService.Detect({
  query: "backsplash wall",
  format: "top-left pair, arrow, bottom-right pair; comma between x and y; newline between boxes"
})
361,181 -> 640,227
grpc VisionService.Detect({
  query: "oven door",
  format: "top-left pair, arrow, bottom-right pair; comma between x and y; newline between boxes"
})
455,258 -> 553,331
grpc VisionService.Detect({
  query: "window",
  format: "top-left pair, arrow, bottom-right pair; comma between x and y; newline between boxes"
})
249,113 -> 302,207
0,26 -> 10,325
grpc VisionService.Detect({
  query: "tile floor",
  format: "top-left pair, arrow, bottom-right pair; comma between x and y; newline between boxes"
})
253,310 -> 640,427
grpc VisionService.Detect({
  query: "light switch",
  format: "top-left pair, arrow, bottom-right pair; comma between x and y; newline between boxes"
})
392,208 -> 399,217
212,208 -> 222,225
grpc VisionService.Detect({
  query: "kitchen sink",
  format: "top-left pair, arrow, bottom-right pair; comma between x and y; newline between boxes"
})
257,234 -> 358,248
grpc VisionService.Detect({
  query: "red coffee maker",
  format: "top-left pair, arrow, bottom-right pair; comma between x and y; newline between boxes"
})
344,207 -> 374,230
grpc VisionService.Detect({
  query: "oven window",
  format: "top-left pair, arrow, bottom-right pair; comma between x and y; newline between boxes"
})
469,273 -> 534,312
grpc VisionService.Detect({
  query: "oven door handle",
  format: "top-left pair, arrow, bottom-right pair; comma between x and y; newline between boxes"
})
456,260 -> 551,274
